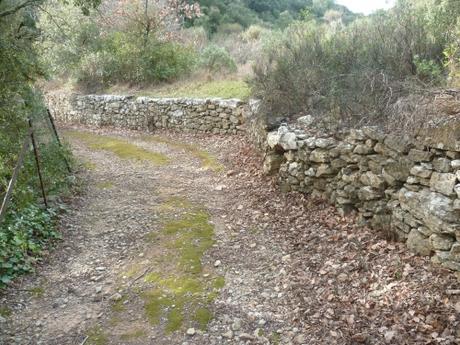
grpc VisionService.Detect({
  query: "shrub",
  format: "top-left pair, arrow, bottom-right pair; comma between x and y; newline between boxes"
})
241,24 -> 265,41
251,2 -> 451,130
217,23 -> 244,36
71,31 -> 197,91
199,44 -> 237,74
0,205 -> 59,286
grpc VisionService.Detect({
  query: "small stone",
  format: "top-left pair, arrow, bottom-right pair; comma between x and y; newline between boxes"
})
455,302 -> 460,314
310,149 -> 329,163
186,328 -> 196,336
337,273 -> 348,282
258,319 -> 266,326
408,149 -> 434,162
281,254 -> 291,262
239,333 -> 255,340
351,333 -> 368,343
410,164 -> 432,179
110,293 -> 123,302
385,330 -> 396,343
214,260 -> 221,267
358,186 -> 383,201
95,286 -> 103,294
294,334 -> 306,344
215,185 -> 226,191
222,330 -> 233,339
232,319 -> 242,331
360,171 -> 386,189
297,115 -> 314,126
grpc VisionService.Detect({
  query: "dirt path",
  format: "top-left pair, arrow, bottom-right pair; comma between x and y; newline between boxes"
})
1,126 -> 459,345
0,127 -> 296,345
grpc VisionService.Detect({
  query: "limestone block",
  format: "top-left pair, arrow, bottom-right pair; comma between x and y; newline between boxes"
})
430,172 -> 456,196
362,126 -> 386,141
360,171 -> 386,189
451,159 -> 460,170
315,138 -> 336,149
263,153 -> 284,175
429,234 -> 455,251
353,144 -> 373,155
310,149 -> 330,163
384,134 -> 412,153
433,157 -> 452,173
410,163 -> 433,179
408,149 -> 434,162
407,229 -> 431,256
399,189 -> 458,234
358,186 -> 383,201
316,164 -> 333,177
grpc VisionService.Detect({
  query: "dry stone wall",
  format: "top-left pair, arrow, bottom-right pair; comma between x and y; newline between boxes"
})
46,92 -> 246,134
47,91 -> 460,272
265,123 -> 460,271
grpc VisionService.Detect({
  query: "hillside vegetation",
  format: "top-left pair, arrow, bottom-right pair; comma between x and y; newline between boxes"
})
38,0 -> 460,131
1,0 -> 460,286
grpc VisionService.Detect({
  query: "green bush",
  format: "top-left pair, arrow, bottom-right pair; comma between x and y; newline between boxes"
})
69,33 -> 197,91
251,1 -> 452,128
0,205 -> 60,286
199,45 -> 237,74
0,0 -> 89,288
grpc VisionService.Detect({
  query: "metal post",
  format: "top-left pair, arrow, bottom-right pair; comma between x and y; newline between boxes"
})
46,108 -> 71,173
0,130 -> 31,223
29,118 -> 48,209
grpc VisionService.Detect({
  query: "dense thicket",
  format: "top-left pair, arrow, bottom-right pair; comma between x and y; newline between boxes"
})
187,0 -> 356,33
251,0 -> 460,130
0,0 -> 97,287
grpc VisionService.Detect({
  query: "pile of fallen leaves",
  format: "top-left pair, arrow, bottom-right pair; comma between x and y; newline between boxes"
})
168,131 -> 460,345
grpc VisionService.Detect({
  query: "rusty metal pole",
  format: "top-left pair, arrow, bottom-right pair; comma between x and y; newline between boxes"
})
46,108 -> 71,173
29,118 -> 48,209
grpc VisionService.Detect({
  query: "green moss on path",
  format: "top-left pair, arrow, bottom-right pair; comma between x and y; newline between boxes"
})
66,131 -> 169,165
138,198 -> 224,334
86,326 -> 108,345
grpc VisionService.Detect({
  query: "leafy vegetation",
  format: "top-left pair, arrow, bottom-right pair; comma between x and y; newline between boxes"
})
251,0 -> 460,129
0,0 -> 98,288
131,79 -> 250,100
187,0 -> 357,33
39,0 -> 200,92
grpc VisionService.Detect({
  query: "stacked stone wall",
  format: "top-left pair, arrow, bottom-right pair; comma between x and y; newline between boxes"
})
47,91 -> 460,272
266,124 -> 460,271
46,92 -> 246,134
